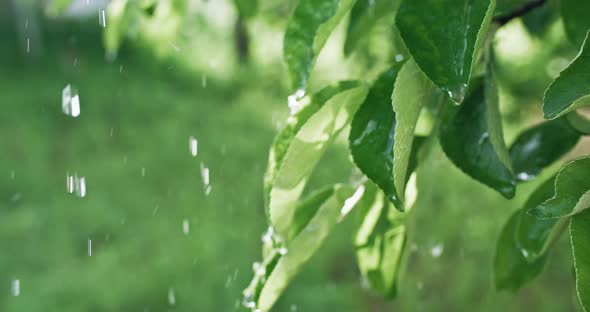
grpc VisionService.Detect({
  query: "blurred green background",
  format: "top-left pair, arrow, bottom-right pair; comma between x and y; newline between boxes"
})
0,0 -> 588,311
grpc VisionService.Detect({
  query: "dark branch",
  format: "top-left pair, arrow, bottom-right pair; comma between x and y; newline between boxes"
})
493,0 -> 546,26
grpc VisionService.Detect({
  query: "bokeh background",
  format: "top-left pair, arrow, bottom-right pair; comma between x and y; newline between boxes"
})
1,0 -> 588,311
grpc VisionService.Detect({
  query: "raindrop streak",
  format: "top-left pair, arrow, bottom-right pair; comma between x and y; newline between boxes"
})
67,173 -> 87,198
26,38 -> 30,53
201,75 -> 207,88
141,167 -> 146,177
62,84 -> 80,117
88,239 -> 92,257
288,89 -> 305,115
99,9 -> 106,28
11,279 -> 20,297
200,162 -> 211,195
189,137 -> 198,157
430,244 -> 444,258
182,219 -> 190,235
168,288 -> 176,306
340,185 -> 365,220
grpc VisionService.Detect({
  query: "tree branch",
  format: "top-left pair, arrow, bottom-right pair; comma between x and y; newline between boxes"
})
493,0 -> 546,26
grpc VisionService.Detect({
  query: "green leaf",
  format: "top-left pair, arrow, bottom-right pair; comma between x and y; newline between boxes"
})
233,0 -> 258,19
284,0 -> 356,92
529,157 -> 590,219
46,0 -> 75,16
395,0 -> 495,103
265,81 -> 368,238
247,185 -> 359,312
561,0 -> 590,47
494,0 -> 534,17
354,184 -> 406,298
344,0 -> 400,56
509,118 -> 580,182
439,73 -> 516,198
567,111 -> 590,135
543,31 -> 590,119
494,177 -> 559,291
104,0 -> 131,57
571,209 -> 590,312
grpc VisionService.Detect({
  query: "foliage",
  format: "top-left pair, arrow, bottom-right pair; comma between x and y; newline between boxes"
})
238,0 -> 590,311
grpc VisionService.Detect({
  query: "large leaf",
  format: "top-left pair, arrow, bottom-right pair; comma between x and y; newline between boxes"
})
395,0 -> 495,103
344,0 -> 400,55
571,209 -> 590,312
494,177 -> 560,291
561,0 -> 590,47
284,0 -> 356,92
354,184 -> 406,298
509,118 -> 580,182
244,185 -> 359,312
543,31 -> 590,119
266,81 -> 368,238
529,157 -> 590,219
439,73 -> 516,198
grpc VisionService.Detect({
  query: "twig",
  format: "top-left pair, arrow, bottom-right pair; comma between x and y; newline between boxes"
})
493,0 -> 546,26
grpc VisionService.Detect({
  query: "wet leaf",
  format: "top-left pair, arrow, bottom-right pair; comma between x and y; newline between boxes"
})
509,118 -> 580,182
284,0 -> 356,92
344,0 -> 400,55
265,81 -> 368,238
354,184 -> 406,298
543,31 -> 590,119
561,0 -> 590,47
395,0 -> 495,103
571,209 -> 590,312
494,177 -> 559,291
255,185 -> 358,312
494,0 -> 535,17
529,157 -> 590,219
439,73 -> 516,198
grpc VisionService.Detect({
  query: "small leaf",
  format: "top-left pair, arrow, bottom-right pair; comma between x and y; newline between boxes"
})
255,185 -> 358,312
561,0 -> 590,47
494,177 -> 560,291
439,73 -> 516,198
543,31 -> 590,119
571,209 -> 590,312
344,0 -> 400,55
354,184 -> 406,298
509,118 -> 580,182
529,157 -> 590,219
395,0 -> 495,103
266,82 -> 368,238
284,0 -> 356,92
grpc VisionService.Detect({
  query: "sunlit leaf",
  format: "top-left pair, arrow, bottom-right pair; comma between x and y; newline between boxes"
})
266,81 -> 368,238
395,0 -> 495,103
439,73 -> 516,198
344,0 -> 400,56
354,184 -> 406,298
252,185 -> 359,312
509,118 -> 580,182
543,31 -> 590,119
284,0 -> 356,92
494,177 -> 560,291
571,209 -> 590,312
561,0 -> 590,47
529,157 -> 590,219
104,0 -> 131,57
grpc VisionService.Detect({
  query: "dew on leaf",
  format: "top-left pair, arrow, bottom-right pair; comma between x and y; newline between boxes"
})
288,89 -> 305,115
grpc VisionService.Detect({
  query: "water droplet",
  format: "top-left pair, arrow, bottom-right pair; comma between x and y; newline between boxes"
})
278,247 -> 288,255
290,304 -> 298,311
141,167 -> 146,177
200,162 -> 210,194
99,9 -> 106,28
62,84 -> 81,117
10,170 -> 15,180
167,288 -> 176,306
88,239 -> 92,256
478,132 -> 489,145
447,84 -> 467,105
189,137 -> 198,157
66,173 -> 87,198
182,219 -> 190,235
395,54 -> 404,62
252,262 -> 266,276
520,248 -> 530,259
26,38 -> 30,53
242,292 -> 256,309
11,279 -> 20,296
430,243 -> 444,258
340,185 -> 365,219
517,172 -> 533,181
288,89 -> 306,115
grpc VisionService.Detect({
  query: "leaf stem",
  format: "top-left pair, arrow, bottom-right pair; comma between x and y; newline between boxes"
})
493,0 -> 546,26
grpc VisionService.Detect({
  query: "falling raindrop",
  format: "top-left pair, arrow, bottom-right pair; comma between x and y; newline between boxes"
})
152,205 -> 159,215
66,173 -> 87,198
26,38 -> 30,53
88,239 -> 92,257
141,167 -> 146,177
11,279 -> 20,297
62,84 -> 81,117
167,288 -> 176,306
182,219 -> 190,235
201,75 -> 207,88
288,89 -> 305,115
189,136 -> 198,157
430,243 -> 444,258
10,170 -> 15,180
478,132 -> 489,145
290,304 -> 298,311
99,9 -> 106,28
200,162 -> 211,194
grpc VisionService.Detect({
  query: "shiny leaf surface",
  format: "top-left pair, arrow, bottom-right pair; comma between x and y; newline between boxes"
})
529,157 -> 590,218
571,209 -> 590,312
344,0 -> 400,55
396,0 -> 495,103
561,0 -> 590,47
